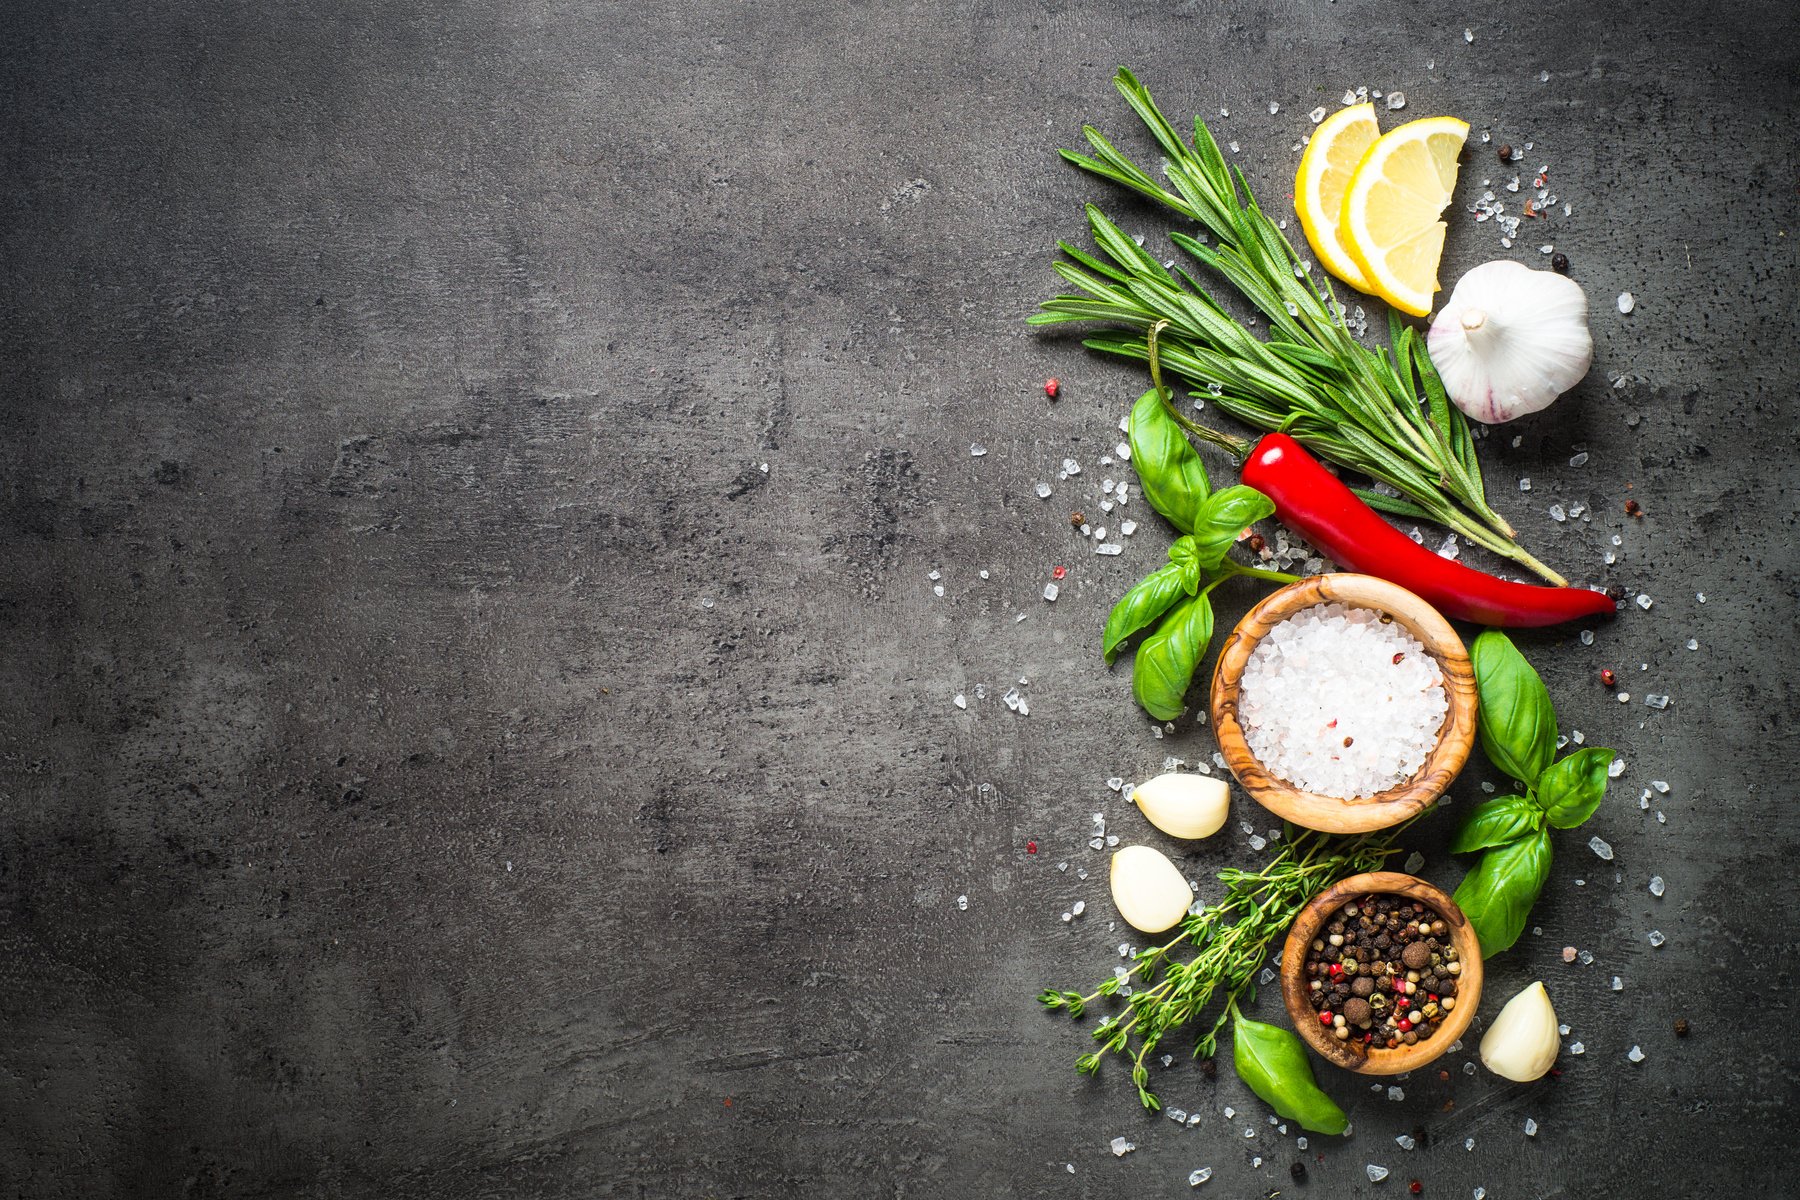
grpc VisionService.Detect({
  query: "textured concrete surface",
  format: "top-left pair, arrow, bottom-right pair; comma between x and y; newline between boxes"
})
2,1 -> 1796,1196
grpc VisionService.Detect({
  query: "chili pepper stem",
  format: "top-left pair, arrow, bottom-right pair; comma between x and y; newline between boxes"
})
1222,562 -> 1302,586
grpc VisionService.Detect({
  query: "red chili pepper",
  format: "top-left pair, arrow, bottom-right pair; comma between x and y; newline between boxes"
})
1026,840 -> 1038,854
1239,434 -> 1616,627
1044,377 -> 1060,399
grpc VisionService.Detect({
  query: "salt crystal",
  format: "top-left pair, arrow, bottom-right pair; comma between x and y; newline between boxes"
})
1063,457 -> 1081,476
1608,758 -> 1625,777
1617,292 -> 1635,314
1613,976 -> 1624,991
1096,543 -> 1123,556
932,585 -> 944,598
1463,27 -> 1474,41
1404,851 -> 1425,873
1060,911 -> 1072,923
1657,811 -> 1667,824
1043,583 -> 1059,602
1578,949 -> 1594,964
1649,876 -> 1665,896
1072,900 -> 1086,916
1540,244 -> 1555,255
1651,779 -> 1669,793
1645,694 -> 1670,709
1635,593 -> 1653,610
1244,1128 -> 1257,1139
1115,442 -> 1131,460
1571,1041 -> 1585,1054
1188,1167 -> 1212,1186
1387,1086 -> 1405,1101
1269,101 -> 1281,115
1686,638 -> 1699,651
1121,520 -> 1138,536
1549,503 -> 1566,522
956,894 -> 969,911
1580,629 -> 1595,645
1524,1118 -> 1538,1136
953,694 -> 967,709
1538,69 -> 1551,82
1387,91 -> 1407,110
1224,1106 -> 1236,1119
1647,930 -> 1665,947
1463,1061 -> 1476,1075
1696,592 -> 1707,603
1309,106 -> 1327,124
1111,1136 -> 1134,1156
1297,1137 -> 1308,1150
1368,1164 -> 1391,1183
1093,526 -> 1107,541
1588,836 -> 1613,860
1617,692 -> 1630,704
1249,835 -> 1267,850
1228,140 -> 1240,154
1627,1045 -> 1645,1063
969,444 -> 987,457
1476,1189 -> 1488,1200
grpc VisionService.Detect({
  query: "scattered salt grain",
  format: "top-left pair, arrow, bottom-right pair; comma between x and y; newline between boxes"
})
1396,1134 -> 1416,1150
1649,876 -> 1665,897
1096,543 -> 1123,556
1607,758 -> 1625,778
953,694 -> 966,710
1063,457 -> 1081,476
1645,694 -> 1670,709
1686,638 -> 1699,651
1188,1167 -> 1212,1186
1463,27 -> 1474,41
1368,1164 -> 1391,1183
1617,292 -> 1635,314
1570,1041 -> 1585,1054
1387,1086 -> 1405,1101
1549,503 -> 1566,522
1387,91 -> 1407,110
1111,1136 -> 1134,1156
969,444 -> 987,457
1309,106 -> 1327,123
1072,900 -> 1086,917
1269,101 -> 1281,115
1121,520 -> 1138,536
1588,836 -> 1613,860
1570,452 -> 1589,467
1043,583 -> 1059,602
932,585 -> 944,598
1612,976 -> 1624,991
1627,1045 -> 1645,1063
1580,629 -> 1595,646
956,895 -> 968,911
1519,477 -> 1532,491
1647,930 -> 1666,947
1651,779 -> 1669,793
1524,1118 -> 1538,1137
1635,593 -> 1653,610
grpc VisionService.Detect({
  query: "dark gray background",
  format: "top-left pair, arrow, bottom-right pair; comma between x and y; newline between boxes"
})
3,1 -> 1795,1196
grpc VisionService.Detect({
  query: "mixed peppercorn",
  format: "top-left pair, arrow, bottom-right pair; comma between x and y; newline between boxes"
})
1303,893 -> 1463,1054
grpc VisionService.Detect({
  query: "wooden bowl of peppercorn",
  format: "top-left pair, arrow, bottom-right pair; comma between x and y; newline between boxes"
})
1279,871 -> 1484,1075
1210,573 -> 1479,835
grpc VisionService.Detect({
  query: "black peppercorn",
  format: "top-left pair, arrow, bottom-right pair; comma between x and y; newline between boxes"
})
1291,1161 -> 1308,1183
1674,1018 -> 1690,1037
1497,143 -> 1513,162
1551,252 -> 1570,274
1200,1057 -> 1217,1078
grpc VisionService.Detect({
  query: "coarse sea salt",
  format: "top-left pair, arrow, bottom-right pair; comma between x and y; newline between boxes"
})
1237,603 -> 1446,798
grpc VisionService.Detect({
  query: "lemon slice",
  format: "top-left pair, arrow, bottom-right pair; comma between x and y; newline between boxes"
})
1293,103 -> 1380,293
1340,116 -> 1470,317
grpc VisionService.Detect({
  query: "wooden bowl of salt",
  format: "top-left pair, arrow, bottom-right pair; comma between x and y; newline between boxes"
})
1208,574 -> 1477,834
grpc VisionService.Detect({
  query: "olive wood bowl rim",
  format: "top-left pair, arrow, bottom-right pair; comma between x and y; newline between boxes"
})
1279,871 -> 1484,1076
1207,573 -> 1478,835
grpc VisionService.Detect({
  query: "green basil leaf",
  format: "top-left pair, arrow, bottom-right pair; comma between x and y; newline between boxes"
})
1537,747 -> 1615,829
1231,1017 -> 1349,1135
1471,630 -> 1557,786
1185,484 -> 1276,568
1128,386 -> 1210,532
1453,829 -> 1553,958
1103,563 -> 1188,665
1449,794 -> 1541,853
1131,592 -> 1214,720
1167,536 -> 1202,595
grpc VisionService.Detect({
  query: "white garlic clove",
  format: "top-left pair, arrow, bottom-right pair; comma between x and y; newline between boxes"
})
1479,980 -> 1561,1081
1428,259 -> 1593,425
1132,772 -> 1231,840
1109,845 -> 1193,933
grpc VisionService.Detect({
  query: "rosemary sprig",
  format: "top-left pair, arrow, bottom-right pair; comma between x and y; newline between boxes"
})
1040,822 -> 1411,1110
1032,69 -> 1568,587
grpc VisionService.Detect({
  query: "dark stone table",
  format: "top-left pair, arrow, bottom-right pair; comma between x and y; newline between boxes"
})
3,2 -> 1794,1195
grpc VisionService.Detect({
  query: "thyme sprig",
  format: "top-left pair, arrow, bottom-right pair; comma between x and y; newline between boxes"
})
1031,69 -> 1568,587
1039,822 -> 1411,1111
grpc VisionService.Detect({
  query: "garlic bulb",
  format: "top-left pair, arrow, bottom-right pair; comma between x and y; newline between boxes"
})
1427,260 -> 1593,424
1133,772 -> 1230,840
1479,980 -> 1560,1082
1109,845 -> 1193,933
